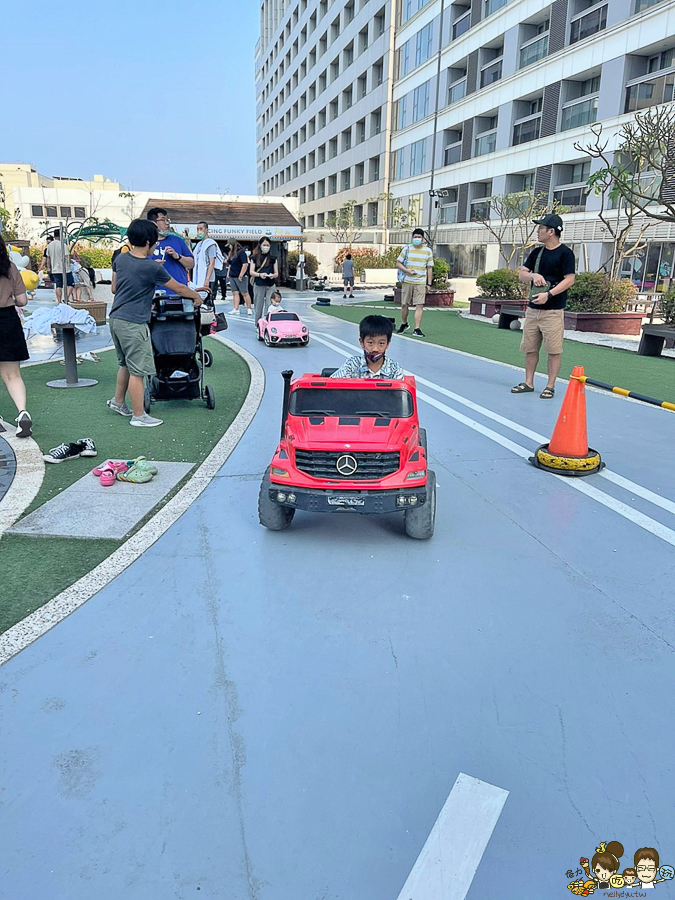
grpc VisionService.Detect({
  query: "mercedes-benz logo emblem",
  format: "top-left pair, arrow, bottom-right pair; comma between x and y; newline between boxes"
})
336,454 -> 358,476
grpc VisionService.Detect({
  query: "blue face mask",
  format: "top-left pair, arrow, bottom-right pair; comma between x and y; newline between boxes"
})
158,229 -> 170,238
195,233 -> 205,241
412,237 -> 423,247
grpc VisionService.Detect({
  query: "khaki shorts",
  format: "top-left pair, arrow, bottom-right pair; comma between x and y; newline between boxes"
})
401,281 -> 427,307
109,317 -> 155,377
520,308 -> 564,355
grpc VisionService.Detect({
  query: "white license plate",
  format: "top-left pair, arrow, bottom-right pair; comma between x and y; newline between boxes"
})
327,496 -> 365,507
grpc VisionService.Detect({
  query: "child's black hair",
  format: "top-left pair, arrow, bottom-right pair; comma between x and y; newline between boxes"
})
359,314 -> 393,342
127,218 -> 159,248
412,227 -> 425,237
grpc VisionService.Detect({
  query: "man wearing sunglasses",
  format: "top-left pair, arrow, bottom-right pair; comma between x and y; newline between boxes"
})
146,207 -> 194,295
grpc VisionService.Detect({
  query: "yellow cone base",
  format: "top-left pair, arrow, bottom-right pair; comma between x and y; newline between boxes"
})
530,443 -> 604,477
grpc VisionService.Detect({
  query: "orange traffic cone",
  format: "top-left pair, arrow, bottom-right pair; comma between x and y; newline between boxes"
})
530,366 -> 603,476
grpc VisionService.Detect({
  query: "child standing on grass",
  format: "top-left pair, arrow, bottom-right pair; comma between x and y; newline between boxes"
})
109,218 -> 202,428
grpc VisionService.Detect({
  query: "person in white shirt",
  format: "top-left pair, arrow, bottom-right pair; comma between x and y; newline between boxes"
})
192,221 -> 222,297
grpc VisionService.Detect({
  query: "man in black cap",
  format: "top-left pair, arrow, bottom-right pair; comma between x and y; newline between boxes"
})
511,214 -> 576,399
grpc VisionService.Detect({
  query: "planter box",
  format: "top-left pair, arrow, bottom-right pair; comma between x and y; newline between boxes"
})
394,286 -> 455,307
563,311 -> 645,335
469,297 -> 528,318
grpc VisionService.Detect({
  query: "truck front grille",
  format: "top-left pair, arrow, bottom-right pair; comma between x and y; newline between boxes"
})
294,449 -> 401,480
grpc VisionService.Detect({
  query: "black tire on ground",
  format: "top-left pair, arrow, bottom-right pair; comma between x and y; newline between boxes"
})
205,385 -> 215,410
257,331 -> 264,341
203,348 -> 213,368
404,470 -> 436,540
303,337 -> 310,346
264,332 -> 271,346
258,470 -> 295,530
419,427 -> 428,454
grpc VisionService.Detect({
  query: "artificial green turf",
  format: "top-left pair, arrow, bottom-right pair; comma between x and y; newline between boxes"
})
315,305 -> 675,401
0,338 -> 250,635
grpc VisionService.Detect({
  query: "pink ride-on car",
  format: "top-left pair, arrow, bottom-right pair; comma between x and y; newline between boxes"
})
258,309 -> 310,347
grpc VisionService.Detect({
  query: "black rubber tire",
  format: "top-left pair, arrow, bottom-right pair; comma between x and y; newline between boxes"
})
203,349 -> 213,368
303,337 -> 310,346
257,331 -> 264,341
143,385 -> 151,413
205,385 -> 215,410
419,427 -> 428,454
264,332 -> 271,347
404,470 -> 436,540
258,470 -> 295,530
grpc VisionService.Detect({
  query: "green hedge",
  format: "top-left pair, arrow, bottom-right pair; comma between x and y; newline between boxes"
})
287,249 -> 318,277
567,274 -> 637,313
476,268 -> 524,301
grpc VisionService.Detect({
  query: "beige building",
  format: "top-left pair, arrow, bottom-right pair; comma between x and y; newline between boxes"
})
0,162 -> 300,243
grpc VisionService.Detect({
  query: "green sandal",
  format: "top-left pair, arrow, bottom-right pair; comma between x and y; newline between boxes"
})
117,463 -> 154,484
540,387 -> 555,399
511,382 -> 534,394
128,456 -> 158,476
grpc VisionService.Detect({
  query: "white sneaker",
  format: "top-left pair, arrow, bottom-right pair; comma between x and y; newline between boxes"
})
129,413 -> 163,428
247,308 -> 253,316
227,307 -> 240,316
107,398 -> 133,417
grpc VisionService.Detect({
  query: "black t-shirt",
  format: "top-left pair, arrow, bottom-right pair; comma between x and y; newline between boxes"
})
228,250 -> 249,279
524,243 -> 576,310
253,253 -> 277,288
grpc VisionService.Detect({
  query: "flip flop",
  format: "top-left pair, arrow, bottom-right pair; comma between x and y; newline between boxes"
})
540,387 -> 555,399
117,463 -> 154,484
511,382 -> 534,393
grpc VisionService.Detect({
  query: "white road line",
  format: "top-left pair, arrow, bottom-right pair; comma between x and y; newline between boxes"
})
311,333 -> 675,549
314,331 -> 675,520
396,773 -> 509,900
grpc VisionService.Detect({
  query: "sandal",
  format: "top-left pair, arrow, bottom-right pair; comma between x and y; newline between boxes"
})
128,456 -> 158,476
540,387 -> 555,399
99,465 -> 118,487
117,463 -> 154,484
511,382 -> 534,394
92,460 -> 129,478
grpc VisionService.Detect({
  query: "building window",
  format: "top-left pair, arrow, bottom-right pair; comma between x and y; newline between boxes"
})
358,73 -> 368,99
396,96 -> 408,130
356,162 -> 365,186
625,74 -> 675,113
329,174 -> 338,194
317,213 -> 325,227
357,118 -> 367,143
391,148 -> 405,180
438,188 -> 458,223
399,0 -> 434,26
370,155 -> 381,181
410,139 -> 428,176
635,0 -> 666,9
330,99 -> 339,120
519,25 -> 549,68
359,26 -> 369,54
318,179 -> 326,198
368,202 -> 379,226
412,81 -> 430,121
373,58 -> 384,86
354,204 -> 363,226
74,206 -> 86,218
474,116 -> 498,156
570,5 -> 608,44
485,0 -> 508,13
480,48 -> 503,88
451,4 -> 471,40
371,109 -> 382,135
309,184 -> 316,201
342,168 -> 351,191
443,128 -> 462,165
60,206 -> 72,217
552,162 -> 590,212
31,205 -> 43,217
330,137 -> 338,158
374,7 -> 386,36
448,66 -> 467,104
300,188 -> 306,204
513,117 -> 541,145
342,128 -> 352,151
561,96 -> 598,130
307,215 -> 315,227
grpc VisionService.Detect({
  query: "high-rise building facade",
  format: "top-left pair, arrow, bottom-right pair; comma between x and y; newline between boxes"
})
389,0 -> 675,286
256,0 -> 396,247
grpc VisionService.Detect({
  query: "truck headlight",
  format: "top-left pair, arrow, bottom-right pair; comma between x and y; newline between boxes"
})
277,491 -> 287,502
406,470 -> 425,480
271,467 -> 290,477
397,496 -> 407,507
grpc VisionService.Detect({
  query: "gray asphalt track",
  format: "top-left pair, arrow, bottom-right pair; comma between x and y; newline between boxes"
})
2,297 -> 675,899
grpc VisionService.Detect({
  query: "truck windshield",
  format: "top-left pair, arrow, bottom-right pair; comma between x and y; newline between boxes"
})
289,387 -> 413,418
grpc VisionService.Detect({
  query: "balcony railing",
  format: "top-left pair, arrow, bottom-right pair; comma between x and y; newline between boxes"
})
625,75 -> 675,113
474,132 -> 497,156
512,116 -> 541,145
570,5 -> 607,44
519,34 -> 548,69
448,79 -> 467,104
480,60 -> 503,87
561,97 -> 598,130
553,187 -> 587,212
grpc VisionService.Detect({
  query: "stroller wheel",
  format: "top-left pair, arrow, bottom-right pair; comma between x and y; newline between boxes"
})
149,374 -> 160,398
205,385 -> 216,410
203,349 -> 213,368
143,384 -> 152,414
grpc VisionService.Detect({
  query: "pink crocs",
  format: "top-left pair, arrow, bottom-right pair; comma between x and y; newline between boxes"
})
92,460 -> 129,479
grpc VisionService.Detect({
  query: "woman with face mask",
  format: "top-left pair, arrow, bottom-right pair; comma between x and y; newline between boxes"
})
250,238 -> 279,324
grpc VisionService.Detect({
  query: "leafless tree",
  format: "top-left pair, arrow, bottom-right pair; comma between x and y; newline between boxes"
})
327,200 -> 364,248
475,190 -> 566,268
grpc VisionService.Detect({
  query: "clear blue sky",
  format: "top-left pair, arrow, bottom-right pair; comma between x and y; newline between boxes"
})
5,0 -> 259,194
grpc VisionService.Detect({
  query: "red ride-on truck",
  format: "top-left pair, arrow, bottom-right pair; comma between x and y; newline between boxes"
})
258,368 -> 437,539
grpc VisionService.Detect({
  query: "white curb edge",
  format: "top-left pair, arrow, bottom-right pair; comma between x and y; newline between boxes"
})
0,335 -> 264,667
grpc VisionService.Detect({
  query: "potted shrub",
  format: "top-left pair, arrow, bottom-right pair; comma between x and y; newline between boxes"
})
469,268 -> 527,317
658,288 -> 675,348
564,274 -> 644,334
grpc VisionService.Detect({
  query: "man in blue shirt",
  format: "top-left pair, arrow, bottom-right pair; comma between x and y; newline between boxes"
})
146,207 -> 194,295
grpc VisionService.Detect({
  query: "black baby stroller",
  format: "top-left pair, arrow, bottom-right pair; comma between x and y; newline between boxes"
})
146,289 -> 215,410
